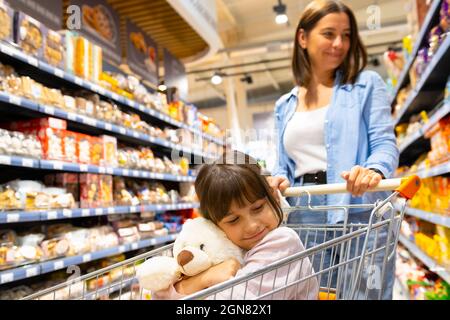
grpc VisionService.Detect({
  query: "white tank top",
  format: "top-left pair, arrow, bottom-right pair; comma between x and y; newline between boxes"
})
283,106 -> 328,178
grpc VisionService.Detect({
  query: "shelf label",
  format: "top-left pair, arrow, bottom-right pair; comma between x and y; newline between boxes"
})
0,155 -> 11,165
79,164 -> 88,172
122,169 -> 130,176
52,161 -> 64,170
97,87 -> 106,95
54,69 -> 64,78
9,95 -> 22,105
0,44 -> 14,55
26,267 -> 38,278
47,211 -> 58,220
119,127 -> 126,135
138,105 -> 145,111
133,132 -> 140,138
27,56 -> 38,67
107,207 -> 115,214
111,93 -> 119,100
142,172 -> 149,178
131,243 -> 139,250
98,167 -> 106,174
155,173 -> 164,180
62,209 -> 72,218
44,106 -> 55,115
149,109 -> 155,116
95,208 -> 103,215
81,209 -> 90,217
118,245 -> 126,253
1,273 -> 14,284
6,214 -> 20,223
82,117 -> 97,127
74,77 -> 83,86
82,254 -> 91,263
106,167 -> 114,175
54,261 -> 64,270
67,112 -> 77,121
105,123 -> 112,131
156,205 -> 163,211
132,170 -> 139,177
130,206 -> 137,212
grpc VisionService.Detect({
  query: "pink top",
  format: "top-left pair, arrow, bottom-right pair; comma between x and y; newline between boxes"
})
153,227 -> 319,300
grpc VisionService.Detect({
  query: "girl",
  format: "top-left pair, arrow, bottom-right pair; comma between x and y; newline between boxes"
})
153,150 -> 319,300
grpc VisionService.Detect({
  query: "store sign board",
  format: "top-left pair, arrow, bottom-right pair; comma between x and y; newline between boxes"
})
8,0 -> 62,30
125,19 -> 159,86
69,0 -> 121,65
164,48 -> 188,100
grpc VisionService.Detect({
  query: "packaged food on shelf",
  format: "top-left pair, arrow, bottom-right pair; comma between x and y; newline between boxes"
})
64,228 -> 92,256
0,128 -> 42,158
43,29 -> 64,68
73,36 -> 102,83
79,173 -> 100,208
425,115 -> 450,165
99,175 -> 113,207
45,173 -> 79,204
0,0 -> 14,43
44,187 -> 76,209
40,237 -> 70,260
410,176 -> 449,214
41,87 -> 65,109
89,226 -> 119,251
0,184 -> 21,210
25,127 -> 65,161
8,117 -> 67,131
76,133 -> 91,164
101,135 -> 118,167
75,96 -> 95,117
89,136 -> 103,166
14,12 -> 45,58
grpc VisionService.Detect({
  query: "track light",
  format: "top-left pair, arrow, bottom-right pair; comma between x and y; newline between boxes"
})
211,71 -> 224,85
273,0 -> 288,24
158,81 -> 167,91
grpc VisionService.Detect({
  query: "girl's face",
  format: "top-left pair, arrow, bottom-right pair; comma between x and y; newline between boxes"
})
298,12 -> 351,73
217,198 -> 278,251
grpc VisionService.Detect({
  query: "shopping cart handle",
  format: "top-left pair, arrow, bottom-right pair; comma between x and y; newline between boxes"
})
282,175 -> 420,198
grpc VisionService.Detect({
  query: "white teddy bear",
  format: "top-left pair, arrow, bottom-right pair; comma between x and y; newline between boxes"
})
136,217 -> 244,293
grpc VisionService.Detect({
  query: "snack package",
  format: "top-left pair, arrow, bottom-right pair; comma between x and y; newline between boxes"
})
79,174 -> 100,208
22,127 -> 65,161
43,28 -> 64,68
75,96 -> 95,116
76,133 -> 91,164
40,237 -> 70,260
44,173 -> 79,204
101,135 -> 117,167
89,136 -> 103,166
63,130 -> 78,163
0,0 -> 14,43
99,175 -> 113,207
14,12 -> 45,58
7,117 -> 67,131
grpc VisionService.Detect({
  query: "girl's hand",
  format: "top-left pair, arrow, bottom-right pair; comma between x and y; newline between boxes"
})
340,166 -> 383,197
266,176 -> 290,200
203,258 -> 241,288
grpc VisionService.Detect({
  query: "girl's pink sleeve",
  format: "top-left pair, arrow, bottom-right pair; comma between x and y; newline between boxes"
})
205,227 -> 319,300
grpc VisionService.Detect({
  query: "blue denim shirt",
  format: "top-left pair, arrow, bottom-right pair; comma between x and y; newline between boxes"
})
273,70 -> 399,223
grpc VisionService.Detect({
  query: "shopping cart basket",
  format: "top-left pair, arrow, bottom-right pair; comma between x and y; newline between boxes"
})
22,176 -> 420,300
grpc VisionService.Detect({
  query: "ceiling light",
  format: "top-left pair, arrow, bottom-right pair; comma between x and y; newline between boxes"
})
158,81 -> 167,91
273,0 -> 288,24
211,72 -> 223,85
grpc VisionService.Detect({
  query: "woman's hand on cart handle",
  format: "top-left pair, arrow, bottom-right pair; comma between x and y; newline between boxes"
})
266,176 -> 290,200
340,166 -> 383,197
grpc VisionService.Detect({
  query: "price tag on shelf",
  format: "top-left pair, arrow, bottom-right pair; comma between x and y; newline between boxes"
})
1,273 -> 14,284
26,267 -> 38,278
122,169 -> 130,176
131,243 -> 139,250
27,56 -> 38,67
106,167 -> 114,175
119,127 -> 126,135
107,207 -> 115,214
149,109 -> 155,116
155,173 -> 164,180
54,68 -> 64,78
143,172 -> 149,178
0,155 -> 11,165
81,209 -> 90,217
99,167 -> 106,174
132,170 -> 139,177
82,117 -> 97,127
95,208 -> 103,215
82,254 -> 91,263
105,123 -> 112,131
6,214 -> 20,223
74,77 -> 83,86
130,206 -> 137,213
52,161 -> 64,170
156,205 -> 163,211
54,261 -> 64,270
149,172 -> 155,179
118,245 -> 126,253
67,112 -> 77,121
111,93 -> 119,100
138,104 -> 145,111
79,164 -> 88,172
176,176 -> 181,181
8,95 -> 22,105
47,211 -> 58,220
132,131 -> 140,138
0,44 -> 14,55
97,87 -> 106,95
62,209 -> 72,218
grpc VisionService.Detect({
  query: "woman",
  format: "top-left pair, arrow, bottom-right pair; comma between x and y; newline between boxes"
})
268,0 -> 399,299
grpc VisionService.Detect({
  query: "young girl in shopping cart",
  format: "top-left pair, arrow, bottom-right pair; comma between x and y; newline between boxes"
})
153,150 -> 319,300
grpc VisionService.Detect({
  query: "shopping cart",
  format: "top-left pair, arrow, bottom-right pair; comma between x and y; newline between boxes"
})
22,176 -> 420,301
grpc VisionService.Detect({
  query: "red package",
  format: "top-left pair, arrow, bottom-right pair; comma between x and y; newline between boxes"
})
79,173 -> 100,208
7,117 -> 67,131
22,127 -> 65,161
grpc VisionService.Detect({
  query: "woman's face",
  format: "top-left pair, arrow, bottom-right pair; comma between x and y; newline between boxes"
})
299,12 -> 351,73
217,198 -> 278,251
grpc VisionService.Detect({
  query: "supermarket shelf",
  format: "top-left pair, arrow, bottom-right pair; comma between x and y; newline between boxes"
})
398,234 -> 450,284
398,101 -> 450,153
0,91 -> 215,159
0,154 -> 196,182
0,234 -> 177,285
390,0 -> 442,106
394,35 -> 450,125
395,203 -> 450,228
0,42 -> 224,147
0,203 -> 199,224
84,277 -> 138,300
397,160 -> 450,179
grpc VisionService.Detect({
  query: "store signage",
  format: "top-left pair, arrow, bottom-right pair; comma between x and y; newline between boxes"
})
164,48 -> 188,101
125,19 -> 159,86
8,0 -> 62,30
69,0 -> 121,65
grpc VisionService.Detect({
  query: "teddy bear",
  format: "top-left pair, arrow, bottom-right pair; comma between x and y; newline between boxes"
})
136,217 -> 244,293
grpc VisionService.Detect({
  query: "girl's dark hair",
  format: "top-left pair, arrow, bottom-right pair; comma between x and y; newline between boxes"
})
292,0 -> 367,87
195,150 -> 283,226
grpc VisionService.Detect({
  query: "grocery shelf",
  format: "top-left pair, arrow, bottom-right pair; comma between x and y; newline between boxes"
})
0,42 -> 224,147
0,234 -> 177,285
398,101 -> 450,154
397,160 -> 450,179
394,34 -> 450,125
390,0 -> 442,106
84,277 -> 138,300
0,153 -> 196,182
0,202 -> 199,224
0,91 -> 216,160
395,203 -> 450,228
398,234 -> 450,284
